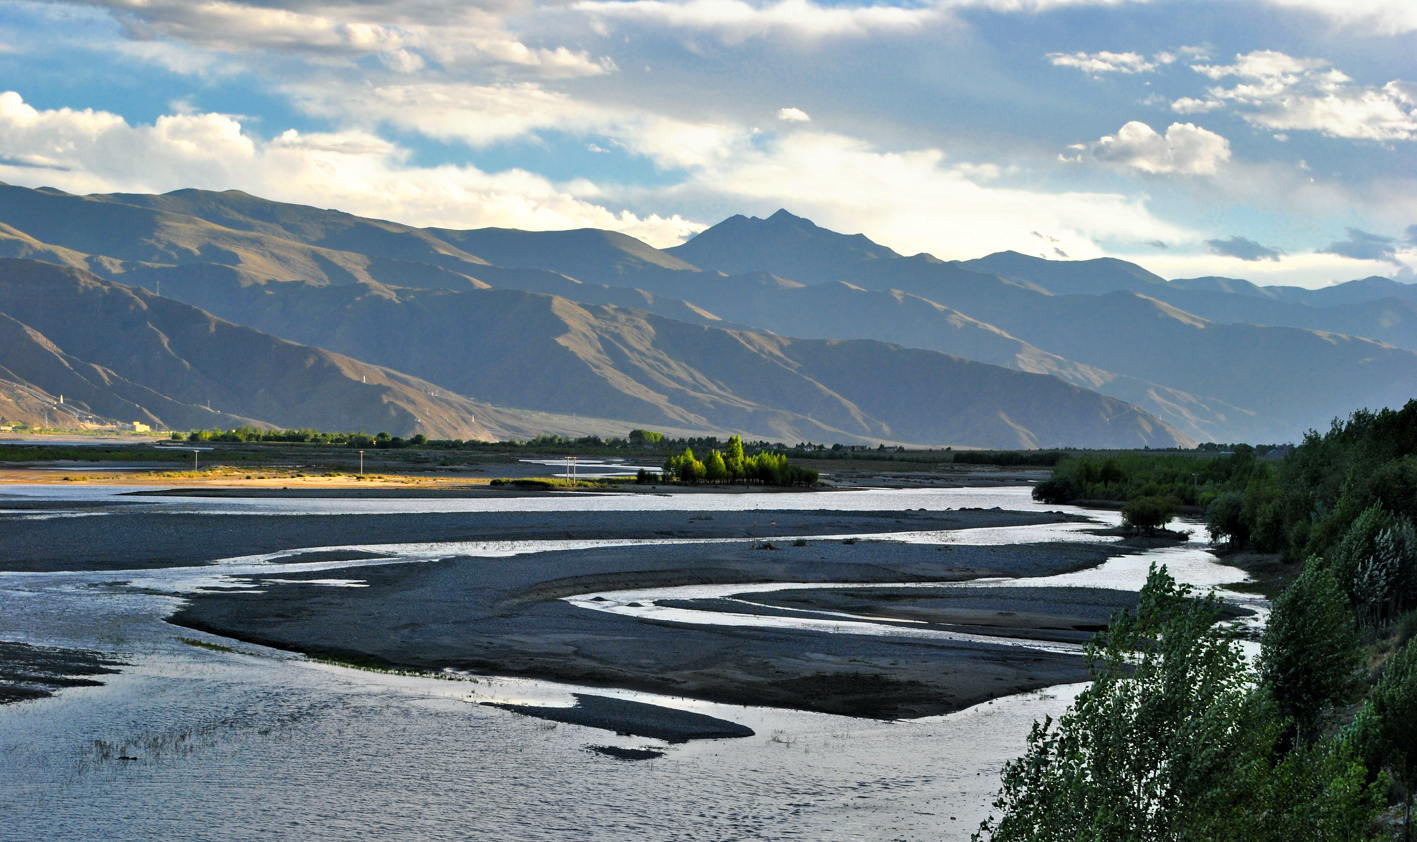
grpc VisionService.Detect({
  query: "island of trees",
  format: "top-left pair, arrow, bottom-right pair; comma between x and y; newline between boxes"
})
657,435 -> 819,486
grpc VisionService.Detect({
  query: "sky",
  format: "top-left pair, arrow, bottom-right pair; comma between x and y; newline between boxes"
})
0,0 -> 1414,286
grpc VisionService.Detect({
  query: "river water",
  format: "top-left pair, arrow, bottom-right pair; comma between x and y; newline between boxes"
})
0,486 -> 1259,841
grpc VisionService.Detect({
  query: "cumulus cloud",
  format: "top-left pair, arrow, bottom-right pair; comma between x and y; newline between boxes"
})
1170,97 -> 1224,114
776,107 -> 811,122
1194,50 -> 1417,141
1047,50 -> 1162,74
1204,235 -> 1284,262
1091,121 -> 1231,174
1319,227 -> 1403,263
0,90 -> 700,245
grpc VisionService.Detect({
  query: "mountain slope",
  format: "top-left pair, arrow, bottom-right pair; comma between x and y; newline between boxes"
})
960,251 -> 1167,296
427,227 -> 699,282
137,272 -> 1191,448
557,272 -> 1243,443
0,259 -> 507,437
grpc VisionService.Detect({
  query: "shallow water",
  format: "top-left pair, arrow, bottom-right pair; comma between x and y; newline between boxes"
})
0,486 -> 1256,840
0,482 -> 1056,515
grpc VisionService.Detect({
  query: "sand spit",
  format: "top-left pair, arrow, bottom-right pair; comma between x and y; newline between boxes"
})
486,693 -> 756,743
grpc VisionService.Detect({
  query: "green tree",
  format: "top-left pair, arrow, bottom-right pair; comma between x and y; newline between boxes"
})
975,565 -> 1386,842
705,450 -> 728,483
1260,557 -> 1365,745
1121,495 -> 1176,534
1031,475 -> 1079,504
629,429 -> 663,446
1207,491 -> 1248,549
974,566 -> 1257,841
724,435 -> 745,481
1352,639 -> 1417,839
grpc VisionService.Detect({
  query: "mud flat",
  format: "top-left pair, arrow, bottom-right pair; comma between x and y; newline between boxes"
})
0,641 -> 125,705
171,534 -> 1130,720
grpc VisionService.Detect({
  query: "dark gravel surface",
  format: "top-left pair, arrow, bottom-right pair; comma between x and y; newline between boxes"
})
0,505 -> 1071,572
171,535 -> 1123,720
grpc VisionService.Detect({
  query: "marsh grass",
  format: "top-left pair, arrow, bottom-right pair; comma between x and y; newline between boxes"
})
307,655 -> 481,684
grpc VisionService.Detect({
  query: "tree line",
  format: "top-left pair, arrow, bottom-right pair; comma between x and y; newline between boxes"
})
983,401 -> 1417,839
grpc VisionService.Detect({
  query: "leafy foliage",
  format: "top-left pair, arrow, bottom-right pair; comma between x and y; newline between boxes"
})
1260,558 -> 1366,745
661,435 -> 819,486
1121,495 -> 1177,533
976,567 -> 1387,842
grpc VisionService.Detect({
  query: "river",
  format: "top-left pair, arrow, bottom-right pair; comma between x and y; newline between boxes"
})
0,486 -> 1259,841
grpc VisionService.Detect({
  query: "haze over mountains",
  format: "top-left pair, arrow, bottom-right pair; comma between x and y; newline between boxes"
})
0,182 -> 1412,447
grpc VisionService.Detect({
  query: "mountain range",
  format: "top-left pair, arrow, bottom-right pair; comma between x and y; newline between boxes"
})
0,182 -> 1411,447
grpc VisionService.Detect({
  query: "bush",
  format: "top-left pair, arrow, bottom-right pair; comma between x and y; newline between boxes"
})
1032,475 -> 1079,504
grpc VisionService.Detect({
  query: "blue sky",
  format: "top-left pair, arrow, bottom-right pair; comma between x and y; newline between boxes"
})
0,0 -> 1414,286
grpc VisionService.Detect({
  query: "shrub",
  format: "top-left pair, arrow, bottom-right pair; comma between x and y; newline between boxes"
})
1032,475 -> 1079,504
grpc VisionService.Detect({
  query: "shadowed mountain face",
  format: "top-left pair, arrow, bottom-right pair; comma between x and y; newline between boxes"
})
142,274 -> 1189,448
0,182 -> 1408,445
959,252 -> 1168,296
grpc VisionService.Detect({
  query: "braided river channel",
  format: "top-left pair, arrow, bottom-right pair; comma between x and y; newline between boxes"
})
0,485 -> 1263,841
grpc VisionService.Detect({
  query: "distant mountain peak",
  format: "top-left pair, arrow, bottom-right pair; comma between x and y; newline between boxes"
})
664,209 -> 901,283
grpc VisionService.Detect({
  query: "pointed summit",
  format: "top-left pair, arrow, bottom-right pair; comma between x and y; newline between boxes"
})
665,209 -> 902,283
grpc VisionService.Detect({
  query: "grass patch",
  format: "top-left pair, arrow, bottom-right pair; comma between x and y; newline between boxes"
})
179,637 -> 236,654
307,655 -> 480,683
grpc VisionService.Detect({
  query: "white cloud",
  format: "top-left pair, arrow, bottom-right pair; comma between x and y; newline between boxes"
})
1047,50 -> 1158,74
0,91 -> 700,246
0,89 -> 1202,266
1195,50 -> 1417,141
76,0 -> 615,78
285,79 -> 752,170
1091,121 -> 1231,174
776,107 -> 811,122
570,0 -> 1154,43
1170,97 -> 1224,114
572,0 -> 948,42
677,131 -> 1190,260
1138,249 -> 1416,289
1258,0 -> 1417,35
